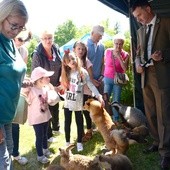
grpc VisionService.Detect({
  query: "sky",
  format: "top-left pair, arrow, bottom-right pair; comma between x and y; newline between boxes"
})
21,0 -> 130,35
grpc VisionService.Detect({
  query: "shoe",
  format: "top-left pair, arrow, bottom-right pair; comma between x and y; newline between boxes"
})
53,130 -> 64,135
82,131 -> 93,142
43,149 -> 53,158
13,156 -> 28,165
66,142 -> 70,147
77,142 -> 83,152
143,145 -> 158,154
47,137 -> 57,143
37,155 -> 50,164
160,156 -> 170,169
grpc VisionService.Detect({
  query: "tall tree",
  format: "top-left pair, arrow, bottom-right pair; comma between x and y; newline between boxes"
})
54,20 -> 77,47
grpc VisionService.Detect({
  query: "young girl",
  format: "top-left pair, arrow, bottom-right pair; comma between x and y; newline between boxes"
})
73,41 -> 95,142
22,67 -> 60,164
59,50 -> 104,152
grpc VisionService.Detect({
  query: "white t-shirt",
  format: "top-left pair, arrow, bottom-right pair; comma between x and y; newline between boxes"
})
64,68 -> 100,111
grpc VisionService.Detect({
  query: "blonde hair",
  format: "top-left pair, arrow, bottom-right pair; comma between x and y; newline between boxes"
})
60,51 -> 81,90
39,28 -> 54,39
0,0 -> 28,31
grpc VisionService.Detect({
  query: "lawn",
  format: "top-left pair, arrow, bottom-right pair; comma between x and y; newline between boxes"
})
13,102 -> 160,170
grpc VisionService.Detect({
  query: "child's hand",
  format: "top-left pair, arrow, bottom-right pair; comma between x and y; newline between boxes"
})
98,95 -> 105,107
55,85 -> 65,95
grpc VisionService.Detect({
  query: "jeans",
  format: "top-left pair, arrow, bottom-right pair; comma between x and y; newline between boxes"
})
12,123 -> 20,157
104,77 -> 122,121
33,121 -> 48,157
0,123 -> 13,170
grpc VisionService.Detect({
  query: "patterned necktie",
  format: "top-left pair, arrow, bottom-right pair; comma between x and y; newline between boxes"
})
144,24 -> 152,61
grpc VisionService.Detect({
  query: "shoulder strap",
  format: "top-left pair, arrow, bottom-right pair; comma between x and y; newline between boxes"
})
111,50 -> 117,73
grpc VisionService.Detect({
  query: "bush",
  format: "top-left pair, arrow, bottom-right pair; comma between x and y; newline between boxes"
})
26,39 -> 38,75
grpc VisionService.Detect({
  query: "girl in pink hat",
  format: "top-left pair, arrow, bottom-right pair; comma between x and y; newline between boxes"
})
21,67 -> 60,164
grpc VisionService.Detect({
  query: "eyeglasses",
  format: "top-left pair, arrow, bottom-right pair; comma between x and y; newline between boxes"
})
6,18 -> 26,31
41,37 -> 53,41
17,38 -> 24,42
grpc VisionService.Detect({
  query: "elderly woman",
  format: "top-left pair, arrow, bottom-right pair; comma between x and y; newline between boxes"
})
103,34 -> 129,121
31,29 -> 62,143
0,0 -> 28,169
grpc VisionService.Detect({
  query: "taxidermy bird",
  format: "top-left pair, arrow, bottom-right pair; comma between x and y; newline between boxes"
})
111,102 -> 147,128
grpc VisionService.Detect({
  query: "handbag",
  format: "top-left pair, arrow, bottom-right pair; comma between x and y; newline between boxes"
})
13,94 -> 28,124
114,72 -> 129,85
112,51 -> 129,85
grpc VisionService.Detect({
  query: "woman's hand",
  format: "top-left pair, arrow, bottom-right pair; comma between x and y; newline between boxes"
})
92,79 -> 100,87
0,128 -> 4,144
22,77 -> 33,88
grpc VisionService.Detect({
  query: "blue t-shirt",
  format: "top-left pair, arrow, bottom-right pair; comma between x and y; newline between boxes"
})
0,33 -> 26,127
86,38 -> 105,80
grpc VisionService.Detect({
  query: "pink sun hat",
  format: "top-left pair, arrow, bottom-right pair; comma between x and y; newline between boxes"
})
31,67 -> 54,82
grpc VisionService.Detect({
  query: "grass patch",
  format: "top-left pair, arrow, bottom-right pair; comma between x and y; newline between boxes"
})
13,103 -> 160,170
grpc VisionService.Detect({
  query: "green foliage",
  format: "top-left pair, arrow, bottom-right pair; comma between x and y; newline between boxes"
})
54,20 -> 77,47
26,38 -> 38,75
76,25 -> 91,39
121,67 -> 134,106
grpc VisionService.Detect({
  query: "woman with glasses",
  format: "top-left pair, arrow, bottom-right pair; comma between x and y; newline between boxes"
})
11,30 -> 32,166
31,29 -> 62,143
0,0 -> 28,169
103,34 -> 129,122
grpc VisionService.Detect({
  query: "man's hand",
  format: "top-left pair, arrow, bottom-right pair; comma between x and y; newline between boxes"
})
151,50 -> 163,61
136,65 -> 144,73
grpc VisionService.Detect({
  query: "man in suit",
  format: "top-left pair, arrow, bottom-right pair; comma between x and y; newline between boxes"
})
131,0 -> 170,169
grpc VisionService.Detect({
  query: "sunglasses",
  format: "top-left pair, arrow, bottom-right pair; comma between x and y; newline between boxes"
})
17,38 -> 25,42
6,18 -> 26,31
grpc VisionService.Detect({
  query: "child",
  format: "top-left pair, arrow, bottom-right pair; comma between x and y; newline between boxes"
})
73,41 -> 95,142
22,67 -> 60,164
59,50 -> 104,152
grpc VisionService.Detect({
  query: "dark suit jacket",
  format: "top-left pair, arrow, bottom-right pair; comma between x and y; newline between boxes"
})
136,16 -> 170,89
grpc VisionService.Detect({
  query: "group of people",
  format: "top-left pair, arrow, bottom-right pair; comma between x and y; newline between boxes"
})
1,0 -> 170,169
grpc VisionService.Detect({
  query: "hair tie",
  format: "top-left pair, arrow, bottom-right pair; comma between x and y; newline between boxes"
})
64,49 -> 70,55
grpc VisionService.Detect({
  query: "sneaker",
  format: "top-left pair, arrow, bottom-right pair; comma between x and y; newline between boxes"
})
37,155 -> 50,164
66,142 -> 70,147
53,130 -> 64,135
13,156 -> 28,165
47,137 -> 57,143
43,149 -> 53,158
77,143 -> 83,152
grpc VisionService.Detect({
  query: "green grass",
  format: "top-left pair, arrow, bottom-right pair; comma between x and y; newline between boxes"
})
13,102 -> 160,170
